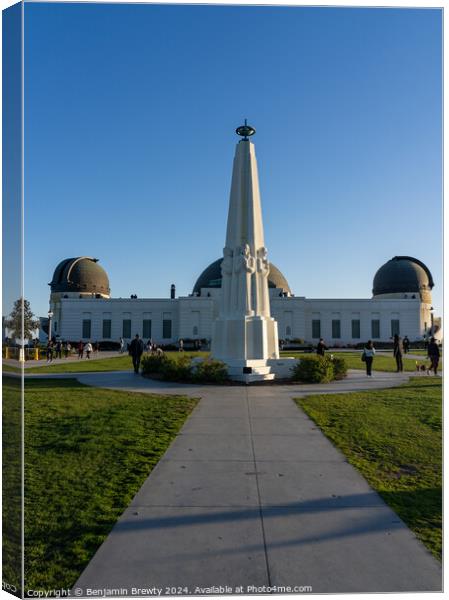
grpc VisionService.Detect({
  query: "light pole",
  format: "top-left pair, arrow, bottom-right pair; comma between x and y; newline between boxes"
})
48,310 -> 54,342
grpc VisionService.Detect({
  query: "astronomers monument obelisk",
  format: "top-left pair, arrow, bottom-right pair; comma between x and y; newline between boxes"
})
211,122 -> 293,382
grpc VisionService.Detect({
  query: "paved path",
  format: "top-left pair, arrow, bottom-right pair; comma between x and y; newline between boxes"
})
65,370 -> 441,595
3,350 -> 125,369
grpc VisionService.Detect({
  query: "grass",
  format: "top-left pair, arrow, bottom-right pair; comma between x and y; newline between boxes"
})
24,351 -> 210,374
22,377 -> 198,591
2,377 -> 22,595
2,363 -> 22,373
280,351 -> 436,372
296,377 -> 442,559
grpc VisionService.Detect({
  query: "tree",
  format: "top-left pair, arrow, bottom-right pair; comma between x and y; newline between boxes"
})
4,298 -> 40,341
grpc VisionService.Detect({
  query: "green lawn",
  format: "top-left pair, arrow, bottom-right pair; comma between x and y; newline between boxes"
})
2,377 -> 22,595
24,351 -> 210,374
296,377 -> 442,559
280,351 -> 434,372
22,377 -> 198,591
2,363 -> 22,373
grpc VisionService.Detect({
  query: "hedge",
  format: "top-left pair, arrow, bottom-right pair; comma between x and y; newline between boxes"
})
292,355 -> 347,383
140,354 -> 229,384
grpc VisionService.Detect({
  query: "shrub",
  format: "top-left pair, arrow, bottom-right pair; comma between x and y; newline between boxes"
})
191,359 -> 229,384
292,355 -> 335,383
141,353 -> 169,375
331,356 -> 348,380
160,354 -> 192,381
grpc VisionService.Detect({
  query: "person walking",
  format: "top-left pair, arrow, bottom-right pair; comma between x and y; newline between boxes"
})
78,340 -> 84,359
403,335 -> 410,354
179,338 -> 184,352
393,334 -> 404,372
427,337 -> 440,375
55,339 -> 62,359
85,341 -> 93,359
316,338 -> 327,356
129,334 -> 144,373
119,337 -> 124,353
362,340 -> 376,376
46,341 -> 53,363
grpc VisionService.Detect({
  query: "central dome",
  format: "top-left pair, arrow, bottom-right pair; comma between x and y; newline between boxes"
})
193,258 -> 291,295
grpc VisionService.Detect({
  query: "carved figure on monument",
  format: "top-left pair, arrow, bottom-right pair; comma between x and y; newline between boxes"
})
230,245 -> 243,314
239,244 -> 256,315
256,246 -> 271,316
221,246 -> 233,314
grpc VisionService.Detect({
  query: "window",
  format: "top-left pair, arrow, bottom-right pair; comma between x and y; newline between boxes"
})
163,319 -> 172,339
143,319 -> 152,339
332,320 -> 341,339
102,319 -> 111,339
391,319 -> 400,337
312,320 -> 321,339
351,320 -> 360,339
371,320 -> 380,339
122,319 -> 131,338
82,319 -> 91,338
191,311 -> 200,337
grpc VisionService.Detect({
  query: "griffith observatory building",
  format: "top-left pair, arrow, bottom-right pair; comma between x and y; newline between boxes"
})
44,127 -> 439,349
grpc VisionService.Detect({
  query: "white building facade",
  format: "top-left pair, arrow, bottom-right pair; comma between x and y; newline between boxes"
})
45,255 -> 438,347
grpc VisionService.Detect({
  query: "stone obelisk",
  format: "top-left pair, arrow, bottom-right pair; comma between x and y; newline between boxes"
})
211,122 -> 282,381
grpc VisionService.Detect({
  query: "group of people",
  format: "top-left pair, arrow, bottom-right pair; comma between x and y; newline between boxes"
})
392,334 -> 440,376
46,339 -> 72,362
315,335 -> 441,377
46,339 -> 102,362
119,337 -> 165,356
76,340 -> 99,359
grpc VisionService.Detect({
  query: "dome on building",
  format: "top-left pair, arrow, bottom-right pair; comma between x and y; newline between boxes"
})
372,256 -> 434,302
49,257 -> 110,296
192,258 -> 291,296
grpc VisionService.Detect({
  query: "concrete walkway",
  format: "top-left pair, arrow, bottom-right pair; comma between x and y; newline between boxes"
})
66,370 -> 441,595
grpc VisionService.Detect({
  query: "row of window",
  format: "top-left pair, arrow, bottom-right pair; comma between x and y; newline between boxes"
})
82,318 -> 172,340
311,319 -> 400,339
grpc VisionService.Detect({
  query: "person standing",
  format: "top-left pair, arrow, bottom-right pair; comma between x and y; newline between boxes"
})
55,339 -> 62,359
427,337 -> 440,375
316,338 -> 327,356
119,337 -> 124,353
362,340 -> 376,376
78,340 -> 84,359
393,334 -> 404,372
403,335 -> 410,354
129,334 -> 144,373
179,339 -> 184,352
85,341 -> 93,359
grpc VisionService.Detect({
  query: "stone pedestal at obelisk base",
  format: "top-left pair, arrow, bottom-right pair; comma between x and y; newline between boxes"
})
211,131 -> 296,382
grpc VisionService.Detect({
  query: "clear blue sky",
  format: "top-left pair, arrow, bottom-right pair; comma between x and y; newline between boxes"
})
23,2 -> 442,318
